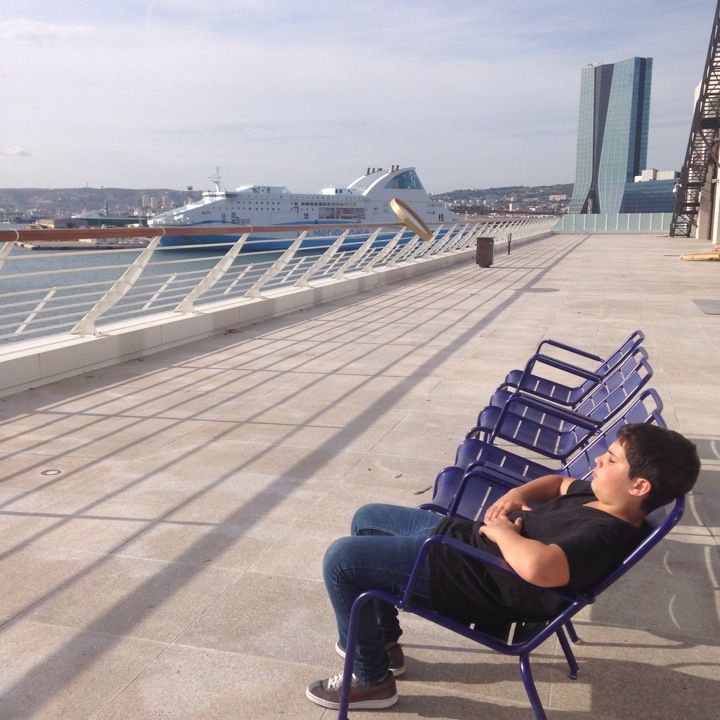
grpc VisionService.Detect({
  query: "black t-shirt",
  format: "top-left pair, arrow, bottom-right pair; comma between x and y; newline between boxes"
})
428,481 -> 648,626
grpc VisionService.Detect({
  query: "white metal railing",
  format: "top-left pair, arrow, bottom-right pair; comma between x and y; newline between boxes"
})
0,217 -> 555,347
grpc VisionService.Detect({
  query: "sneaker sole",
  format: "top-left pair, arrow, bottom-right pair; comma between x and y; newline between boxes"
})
305,686 -> 399,710
335,642 -> 406,677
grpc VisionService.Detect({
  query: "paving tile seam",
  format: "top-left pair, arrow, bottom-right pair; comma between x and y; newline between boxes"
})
0,509 -> 221,528
10,617 -> 172,648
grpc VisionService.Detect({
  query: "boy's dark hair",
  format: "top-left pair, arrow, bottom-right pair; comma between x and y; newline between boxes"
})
617,424 -> 700,512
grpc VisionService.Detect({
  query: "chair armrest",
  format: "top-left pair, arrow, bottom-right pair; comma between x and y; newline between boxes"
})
535,338 -> 603,362
517,353 -> 603,386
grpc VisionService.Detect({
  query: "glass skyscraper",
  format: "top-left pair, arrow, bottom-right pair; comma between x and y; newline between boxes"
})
569,57 -> 652,214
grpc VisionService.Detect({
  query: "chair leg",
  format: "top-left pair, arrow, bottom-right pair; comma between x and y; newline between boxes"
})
337,593 -> 376,720
565,620 -> 580,643
556,629 -> 579,680
519,654 -> 548,720
337,618 -> 359,720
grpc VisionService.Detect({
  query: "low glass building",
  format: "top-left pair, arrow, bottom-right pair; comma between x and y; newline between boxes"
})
620,179 -> 676,213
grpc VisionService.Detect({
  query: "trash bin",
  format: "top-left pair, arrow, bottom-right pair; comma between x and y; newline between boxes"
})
475,236 -> 494,267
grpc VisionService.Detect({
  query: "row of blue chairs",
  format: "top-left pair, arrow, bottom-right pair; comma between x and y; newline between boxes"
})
425,329 -> 657,519
337,330 -> 686,720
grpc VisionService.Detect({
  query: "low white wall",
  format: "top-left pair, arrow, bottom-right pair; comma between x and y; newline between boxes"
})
0,248 -> 475,398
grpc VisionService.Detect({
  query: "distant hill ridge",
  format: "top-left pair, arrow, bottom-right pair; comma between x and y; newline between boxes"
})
435,183 -> 573,200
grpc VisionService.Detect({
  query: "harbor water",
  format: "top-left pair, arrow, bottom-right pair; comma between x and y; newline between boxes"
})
0,244 -> 286,345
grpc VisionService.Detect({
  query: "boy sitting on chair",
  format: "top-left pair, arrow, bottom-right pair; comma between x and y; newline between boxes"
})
305,423 -> 700,710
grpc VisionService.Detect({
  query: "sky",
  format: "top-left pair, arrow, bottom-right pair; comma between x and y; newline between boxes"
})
0,0 -> 716,194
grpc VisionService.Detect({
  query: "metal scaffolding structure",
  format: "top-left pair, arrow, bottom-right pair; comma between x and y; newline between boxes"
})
671,1 -> 720,237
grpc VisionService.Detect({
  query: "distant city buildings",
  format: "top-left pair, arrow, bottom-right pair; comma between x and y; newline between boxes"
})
569,57 -> 676,215
0,188 -> 198,225
439,184 -> 571,215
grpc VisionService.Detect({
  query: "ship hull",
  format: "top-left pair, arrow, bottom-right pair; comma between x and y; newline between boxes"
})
158,226 -> 412,252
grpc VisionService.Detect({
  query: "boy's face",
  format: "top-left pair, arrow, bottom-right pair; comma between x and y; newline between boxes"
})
590,440 -> 635,503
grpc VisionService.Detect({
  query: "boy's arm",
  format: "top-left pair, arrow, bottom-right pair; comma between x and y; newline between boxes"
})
483,474 -> 575,522
479,516 -> 570,587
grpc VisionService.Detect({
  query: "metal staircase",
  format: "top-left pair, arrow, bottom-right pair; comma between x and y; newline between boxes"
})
671,0 -> 720,237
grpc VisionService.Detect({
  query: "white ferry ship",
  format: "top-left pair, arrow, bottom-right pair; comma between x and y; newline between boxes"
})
148,166 -> 454,250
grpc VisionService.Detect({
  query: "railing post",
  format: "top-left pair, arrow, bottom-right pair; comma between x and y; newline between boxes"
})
364,229 -> 405,271
0,237 -> 15,271
176,233 -> 249,313
295,230 -> 350,287
223,263 -> 253,295
245,231 -> 307,299
455,223 -> 482,251
390,223 -> 441,264
14,288 -> 57,336
400,237 -> 426,263
435,223 -> 472,254
417,224 -> 455,260
143,273 -> 176,311
458,222 -> 479,250
333,228 -> 382,279
71,236 -> 161,336
398,225 -> 437,263
387,235 -> 419,266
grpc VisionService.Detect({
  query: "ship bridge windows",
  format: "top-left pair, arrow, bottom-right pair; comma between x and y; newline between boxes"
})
319,207 -> 365,221
384,170 -> 424,190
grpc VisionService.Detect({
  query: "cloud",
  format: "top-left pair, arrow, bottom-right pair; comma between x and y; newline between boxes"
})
0,1 -> 713,189
0,18 -> 90,43
1,147 -> 31,157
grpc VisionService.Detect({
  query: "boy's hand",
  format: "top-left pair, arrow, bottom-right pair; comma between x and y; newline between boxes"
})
484,489 -> 531,521
479,514 -> 524,543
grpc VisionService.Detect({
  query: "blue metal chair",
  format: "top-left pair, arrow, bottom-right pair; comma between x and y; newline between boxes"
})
489,346 -> 649,417
336,467 -> 686,720
500,330 -> 645,406
423,389 -> 664,521
467,354 -> 653,460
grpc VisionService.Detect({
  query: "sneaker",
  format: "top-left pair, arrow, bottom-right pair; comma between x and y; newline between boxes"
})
335,640 -> 406,677
305,670 -> 398,710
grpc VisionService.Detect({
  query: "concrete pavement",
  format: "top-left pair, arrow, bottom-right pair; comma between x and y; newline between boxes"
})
0,231 -> 717,719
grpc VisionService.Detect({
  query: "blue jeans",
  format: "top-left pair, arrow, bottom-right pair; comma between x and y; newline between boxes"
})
322,503 -> 442,684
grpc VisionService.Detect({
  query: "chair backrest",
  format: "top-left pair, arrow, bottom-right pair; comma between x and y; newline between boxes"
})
567,388 -> 665,479
568,330 -> 647,402
555,358 -> 653,456
574,350 -> 652,419
595,329 -> 645,375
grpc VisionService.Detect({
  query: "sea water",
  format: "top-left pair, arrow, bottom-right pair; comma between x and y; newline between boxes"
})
0,245 -> 283,344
